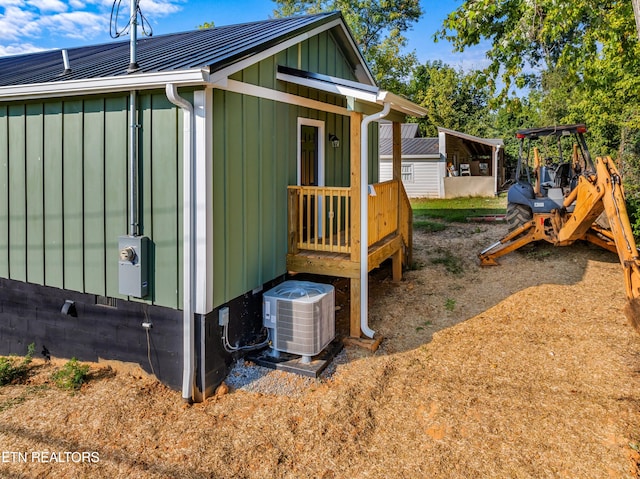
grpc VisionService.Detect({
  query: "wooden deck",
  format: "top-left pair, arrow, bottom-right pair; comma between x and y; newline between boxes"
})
286,233 -> 404,279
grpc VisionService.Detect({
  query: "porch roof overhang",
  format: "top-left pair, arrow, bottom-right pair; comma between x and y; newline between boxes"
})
438,126 -> 504,158
276,65 -> 427,118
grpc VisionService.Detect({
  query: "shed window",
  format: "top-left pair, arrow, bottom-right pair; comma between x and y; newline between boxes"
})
401,163 -> 414,183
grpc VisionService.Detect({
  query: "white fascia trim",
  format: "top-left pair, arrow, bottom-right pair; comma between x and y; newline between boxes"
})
208,18 -> 344,84
213,78 -> 349,116
377,91 -> 429,117
437,126 -> 504,148
277,71 -> 379,104
0,69 -> 208,102
334,23 -> 376,85
193,88 -> 214,315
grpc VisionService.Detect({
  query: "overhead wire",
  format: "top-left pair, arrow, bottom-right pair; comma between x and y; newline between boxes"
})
110,0 -> 153,39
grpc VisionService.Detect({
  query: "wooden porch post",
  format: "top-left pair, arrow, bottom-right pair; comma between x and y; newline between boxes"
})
391,121 -> 402,282
350,111 -> 363,338
392,121 -> 402,181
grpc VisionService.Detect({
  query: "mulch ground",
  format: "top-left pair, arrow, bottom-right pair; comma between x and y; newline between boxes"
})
0,221 -> 639,479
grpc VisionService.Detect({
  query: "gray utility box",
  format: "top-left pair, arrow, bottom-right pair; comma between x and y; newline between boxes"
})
118,235 -> 150,298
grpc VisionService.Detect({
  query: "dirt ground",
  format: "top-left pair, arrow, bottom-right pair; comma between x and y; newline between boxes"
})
1,221 -> 640,479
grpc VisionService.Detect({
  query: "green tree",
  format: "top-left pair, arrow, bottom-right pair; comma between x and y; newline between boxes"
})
405,61 -> 491,137
273,0 -> 422,90
437,0 -> 640,165
437,1 -> 634,96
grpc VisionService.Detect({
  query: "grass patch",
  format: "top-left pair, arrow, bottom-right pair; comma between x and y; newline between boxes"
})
430,249 -> 464,275
412,196 -> 506,223
0,343 -> 35,386
525,246 -> 553,261
413,219 -> 447,232
415,320 -> 433,332
444,298 -> 456,312
0,385 -> 49,413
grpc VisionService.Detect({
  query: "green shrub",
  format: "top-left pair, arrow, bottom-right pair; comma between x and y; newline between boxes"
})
52,358 -> 90,390
0,343 -> 35,386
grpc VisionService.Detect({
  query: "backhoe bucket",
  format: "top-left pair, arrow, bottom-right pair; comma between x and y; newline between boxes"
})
624,298 -> 640,334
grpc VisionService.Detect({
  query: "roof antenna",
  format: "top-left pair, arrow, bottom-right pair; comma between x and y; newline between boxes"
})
127,0 -> 139,72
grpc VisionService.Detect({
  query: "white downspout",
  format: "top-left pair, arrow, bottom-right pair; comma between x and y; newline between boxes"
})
360,102 -> 391,338
494,145 -> 502,196
165,83 -> 195,403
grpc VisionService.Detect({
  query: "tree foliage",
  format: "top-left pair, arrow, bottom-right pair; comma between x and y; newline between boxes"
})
437,0 -> 640,183
273,0 -> 422,89
404,61 -> 491,137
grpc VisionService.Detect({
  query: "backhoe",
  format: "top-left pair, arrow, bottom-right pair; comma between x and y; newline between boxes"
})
478,124 -> 640,332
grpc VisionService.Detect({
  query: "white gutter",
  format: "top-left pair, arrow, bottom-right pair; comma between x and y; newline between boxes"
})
360,102 -> 391,339
165,83 -> 195,403
0,69 -> 208,102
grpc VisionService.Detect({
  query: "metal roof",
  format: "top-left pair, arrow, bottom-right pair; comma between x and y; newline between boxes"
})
438,127 -> 503,148
379,122 -> 420,139
379,137 -> 439,157
0,12 -> 345,87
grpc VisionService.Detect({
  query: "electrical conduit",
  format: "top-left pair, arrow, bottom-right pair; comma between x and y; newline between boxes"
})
165,84 -> 196,403
360,102 -> 391,338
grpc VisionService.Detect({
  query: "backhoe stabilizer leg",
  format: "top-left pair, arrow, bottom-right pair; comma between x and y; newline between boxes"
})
621,260 -> 640,334
584,227 -> 617,254
624,298 -> 640,334
478,220 -> 538,266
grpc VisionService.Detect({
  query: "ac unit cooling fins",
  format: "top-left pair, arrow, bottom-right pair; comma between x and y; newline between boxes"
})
263,280 -> 335,363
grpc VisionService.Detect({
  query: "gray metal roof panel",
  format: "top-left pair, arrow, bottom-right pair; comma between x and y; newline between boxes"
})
379,137 -> 439,156
379,122 -> 420,139
0,12 -> 341,86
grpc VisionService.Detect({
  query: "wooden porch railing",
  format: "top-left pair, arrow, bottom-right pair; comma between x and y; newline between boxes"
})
288,185 -> 352,254
399,182 -> 413,267
288,179 -> 408,256
368,180 -> 399,246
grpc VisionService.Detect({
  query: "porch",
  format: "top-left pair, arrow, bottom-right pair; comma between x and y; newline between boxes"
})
286,178 -> 413,338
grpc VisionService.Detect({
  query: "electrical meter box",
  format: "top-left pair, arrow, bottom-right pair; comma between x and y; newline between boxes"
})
118,235 -> 149,298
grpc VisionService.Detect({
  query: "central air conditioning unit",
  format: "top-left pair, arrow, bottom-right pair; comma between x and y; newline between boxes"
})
263,280 -> 335,363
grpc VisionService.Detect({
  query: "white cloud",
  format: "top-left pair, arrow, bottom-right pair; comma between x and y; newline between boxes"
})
0,1 -> 28,7
27,0 -> 67,13
0,5 -> 37,40
0,42 -> 44,56
139,0 -> 182,16
0,0 -> 184,53
39,11 -> 107,39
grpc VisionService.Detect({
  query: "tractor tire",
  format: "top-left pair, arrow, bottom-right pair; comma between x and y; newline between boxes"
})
506,203 -> 533,232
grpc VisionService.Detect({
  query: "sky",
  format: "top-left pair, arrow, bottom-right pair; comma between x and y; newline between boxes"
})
0,0 -> 488,70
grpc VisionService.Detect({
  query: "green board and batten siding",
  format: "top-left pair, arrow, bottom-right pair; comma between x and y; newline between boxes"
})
211,31 -> 378,306
0,92 -> 184,310
0,29 -> 380,312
